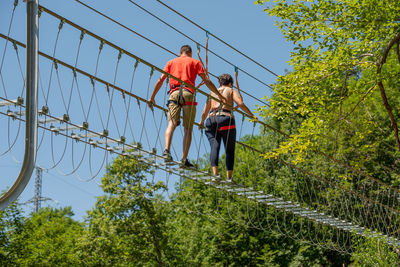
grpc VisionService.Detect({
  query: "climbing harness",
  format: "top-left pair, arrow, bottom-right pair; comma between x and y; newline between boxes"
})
167,84 -> 197,107
208,108 -> 233,117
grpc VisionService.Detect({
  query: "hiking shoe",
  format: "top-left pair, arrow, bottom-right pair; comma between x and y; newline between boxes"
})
181,159 -> 194,168
162,149 -> 172,161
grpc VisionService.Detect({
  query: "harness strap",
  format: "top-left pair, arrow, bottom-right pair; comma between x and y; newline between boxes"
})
167,100 -> 197,107
234,66 -> 243,109
218,125 -> 236,131
195,35 -> 210,89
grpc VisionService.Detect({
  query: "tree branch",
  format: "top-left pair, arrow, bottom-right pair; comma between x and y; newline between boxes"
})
377,31 -> 400,151
397,39 -> 400,64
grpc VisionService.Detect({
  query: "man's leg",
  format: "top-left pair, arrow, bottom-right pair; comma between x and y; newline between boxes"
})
182,126 -> 192,161
181,93 -> 196,162
165,120 -> 177,151
165,92 -> 181,153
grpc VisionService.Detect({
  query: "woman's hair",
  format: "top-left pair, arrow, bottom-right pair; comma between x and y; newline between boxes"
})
218,73 -> 233,86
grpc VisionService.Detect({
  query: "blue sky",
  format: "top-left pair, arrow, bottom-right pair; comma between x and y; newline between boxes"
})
0,0 -> 293,220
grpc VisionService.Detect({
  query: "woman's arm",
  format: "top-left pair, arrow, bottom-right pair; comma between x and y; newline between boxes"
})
199,97 -> 211,129
232,89 -> 255,118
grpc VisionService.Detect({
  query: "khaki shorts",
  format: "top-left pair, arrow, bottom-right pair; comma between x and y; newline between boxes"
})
168,90 -> 196,129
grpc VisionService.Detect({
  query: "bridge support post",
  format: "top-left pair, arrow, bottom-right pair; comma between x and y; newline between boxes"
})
0,0 -> 38,210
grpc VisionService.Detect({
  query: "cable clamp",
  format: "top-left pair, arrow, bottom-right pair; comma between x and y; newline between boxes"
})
63,114 -> 70,122
12,41 -> 18,52
134,59 -> 139,69
99,40 -> 104,51
80,30 -> 86,41
82,121 -> 89,129
149,67 -> 154,78
17,96 -> 24,105
58,19 -> 65,31
41,105 -> 49,115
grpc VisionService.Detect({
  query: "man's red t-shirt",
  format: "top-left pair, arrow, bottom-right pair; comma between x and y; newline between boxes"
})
163,55 -> 204,94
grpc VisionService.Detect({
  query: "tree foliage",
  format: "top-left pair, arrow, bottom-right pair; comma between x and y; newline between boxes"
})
255,0 -> 400,166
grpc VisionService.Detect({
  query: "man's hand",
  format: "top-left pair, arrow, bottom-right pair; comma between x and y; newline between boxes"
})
198,121 -> 205,130
148,98 -> 155,109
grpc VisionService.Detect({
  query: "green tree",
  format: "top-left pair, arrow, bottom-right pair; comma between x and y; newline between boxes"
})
254,0 -> 400,264
351,233 -> 400,266
9,207 -> 83,266
77,152 -> 176,266
0,201 -> 24,265
255,0 -> 400,165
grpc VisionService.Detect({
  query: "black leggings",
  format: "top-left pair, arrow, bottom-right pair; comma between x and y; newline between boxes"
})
205,116 -> 236,171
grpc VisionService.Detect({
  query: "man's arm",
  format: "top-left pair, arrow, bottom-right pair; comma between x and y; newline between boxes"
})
232,89 -> 256,118
198,73 -> 227,104
148,73 -> 167,108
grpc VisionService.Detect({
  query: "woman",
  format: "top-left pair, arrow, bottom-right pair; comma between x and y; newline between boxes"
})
199,74 -> 255,182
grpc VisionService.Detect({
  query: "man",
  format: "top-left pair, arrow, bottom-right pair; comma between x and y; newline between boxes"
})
148,45 -> 226,167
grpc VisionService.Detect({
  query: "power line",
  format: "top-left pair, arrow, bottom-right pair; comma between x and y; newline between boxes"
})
127,0 -> 275,97
73,0 -> 271,107
155,0 -> 279,77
